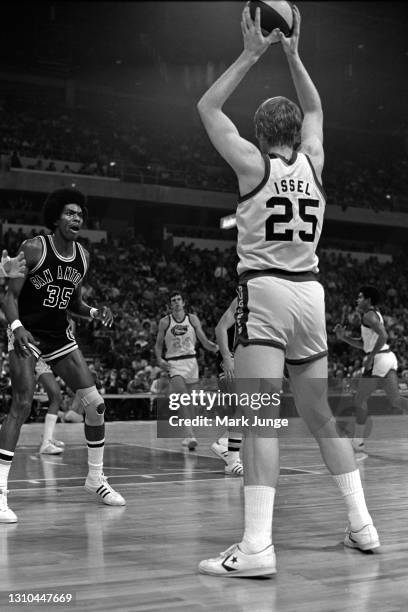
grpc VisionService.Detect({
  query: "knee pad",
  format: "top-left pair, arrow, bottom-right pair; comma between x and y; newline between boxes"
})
76,386 -> 105,414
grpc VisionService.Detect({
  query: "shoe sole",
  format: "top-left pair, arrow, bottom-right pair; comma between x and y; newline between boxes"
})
40,450 -> 63,455
344,538 -> 380,552
211,444 -> 228,465
0,516 -> 18,523
225,469 -> 243,476
199,566 -> 276,578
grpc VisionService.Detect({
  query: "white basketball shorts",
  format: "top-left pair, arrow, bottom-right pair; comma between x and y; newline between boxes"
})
168,357 -> 199,383
235,273 -> 328,365
365,350 -> 398,377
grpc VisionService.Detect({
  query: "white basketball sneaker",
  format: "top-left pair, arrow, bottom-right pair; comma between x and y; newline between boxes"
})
85,474 -> 126,506
39,440 -> 63,455
225,459 -> 244,476
344,523 -> 380,552
199,543 -> 276,578
0,489 -> 18,523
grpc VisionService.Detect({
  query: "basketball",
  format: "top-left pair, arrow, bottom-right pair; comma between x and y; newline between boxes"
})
249,0 -> 294,41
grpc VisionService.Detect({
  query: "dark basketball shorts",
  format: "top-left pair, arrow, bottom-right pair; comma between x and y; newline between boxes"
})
7,325 -> 78,363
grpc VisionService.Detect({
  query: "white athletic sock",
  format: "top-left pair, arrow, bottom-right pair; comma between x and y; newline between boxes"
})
0,451 -> 14,490
333,470 -> 372,530
239,486 -> 275,554
227,451 -> 240,466
43,413 -> 58,442
87,446 -> 104,481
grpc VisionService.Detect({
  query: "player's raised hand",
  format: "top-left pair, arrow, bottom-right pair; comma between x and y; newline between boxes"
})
1,250 -> 27,278
334,323 -> 346,340
241,5 -> 276,58
274,4 -> 300,57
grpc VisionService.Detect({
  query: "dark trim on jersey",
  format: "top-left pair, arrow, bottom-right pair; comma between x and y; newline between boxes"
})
167,354 -> 196,361
364,348 -> 391,356
187,313 -> 198,334
361,308 -> 381,328
304,154 -> 326,201
237,154 -> 271,204
30,235 -> 47,274
285,350 -> 328,366
77,242 -> 88,275
48,234 -> 77,262
235,336 -> 286,351
269,150 -> 298,165
239,268 -> 318,284
171,313 -> 187,325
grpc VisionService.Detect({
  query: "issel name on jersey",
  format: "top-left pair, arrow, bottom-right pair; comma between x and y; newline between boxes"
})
236,151 -> 326,277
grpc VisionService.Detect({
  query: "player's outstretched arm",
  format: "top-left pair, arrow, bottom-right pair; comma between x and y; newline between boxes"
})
2,240 -> 41,357
191,314 -> 218,353
215,298 -> 237,380
0,250 -> 26,278
276,6 -> 324,177
197,6 -> 273,176
155,317 -> 170,371
68,285 -> 113,328
334,324 -> 364,350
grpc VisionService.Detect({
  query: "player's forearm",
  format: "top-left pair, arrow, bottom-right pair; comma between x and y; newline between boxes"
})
155,344 -> 163,364
343,337 -> 364,350
215,328 -> 231,360
2,292 -> 20,326
197,50 -> 258,111
68,300 -> 97,319
286,53 -> 322,115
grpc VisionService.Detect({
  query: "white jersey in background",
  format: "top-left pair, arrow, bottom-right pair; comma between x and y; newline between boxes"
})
164,314 -> 197,359
361,309 -> 389,354
236,151 -> 326,276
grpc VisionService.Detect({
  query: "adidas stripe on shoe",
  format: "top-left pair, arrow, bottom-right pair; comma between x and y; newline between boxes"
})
85,474 -> 126,506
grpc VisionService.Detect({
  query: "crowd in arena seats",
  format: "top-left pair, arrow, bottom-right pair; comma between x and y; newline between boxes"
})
1,94 -> 407,211
1,230 -> 408,419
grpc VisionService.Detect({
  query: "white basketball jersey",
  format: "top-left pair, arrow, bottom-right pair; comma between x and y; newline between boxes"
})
164,314 -> 197,359
236,152 -> 326,275
361,309 -> 389,353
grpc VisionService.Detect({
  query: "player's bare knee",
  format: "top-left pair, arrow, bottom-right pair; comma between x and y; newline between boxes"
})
310,415 -> 341,439
10,395 -> 33,421
76,386 -> 105,422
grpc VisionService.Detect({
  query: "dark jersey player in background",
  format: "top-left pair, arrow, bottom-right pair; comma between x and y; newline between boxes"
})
0,188 -> 125,523
211,298 -> 243,475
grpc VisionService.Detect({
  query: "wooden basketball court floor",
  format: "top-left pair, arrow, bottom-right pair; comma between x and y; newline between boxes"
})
1,417 -> 407,612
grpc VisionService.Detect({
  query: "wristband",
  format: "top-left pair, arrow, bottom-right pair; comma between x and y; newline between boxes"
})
11,319 -> 23,332
90,308 -> 98,319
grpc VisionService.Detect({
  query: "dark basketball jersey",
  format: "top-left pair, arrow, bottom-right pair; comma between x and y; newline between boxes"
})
19,234 -> 88,341
216,324 -> 236,374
